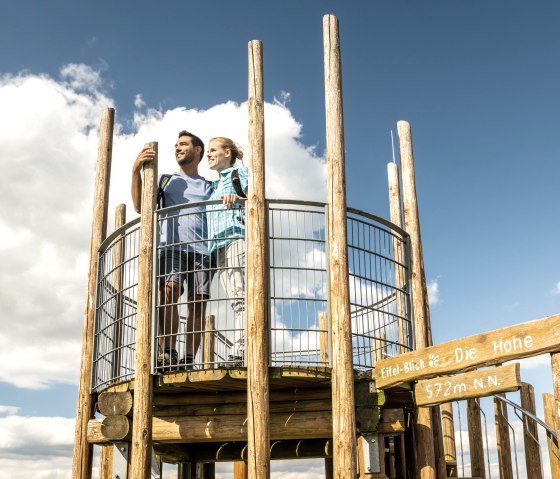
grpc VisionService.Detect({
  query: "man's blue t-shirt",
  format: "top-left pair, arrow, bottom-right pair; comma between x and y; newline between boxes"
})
158,172 -> 212,255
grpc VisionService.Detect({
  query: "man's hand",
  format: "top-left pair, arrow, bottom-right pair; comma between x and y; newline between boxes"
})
132,147 -> 156,174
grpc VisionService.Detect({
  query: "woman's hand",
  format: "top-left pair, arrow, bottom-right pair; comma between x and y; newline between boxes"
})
221,194 -> 239,209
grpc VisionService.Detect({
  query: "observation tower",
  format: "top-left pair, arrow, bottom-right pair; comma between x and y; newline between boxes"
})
70,13 -> 560,479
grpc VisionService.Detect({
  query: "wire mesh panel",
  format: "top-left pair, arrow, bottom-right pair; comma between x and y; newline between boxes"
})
92,218 -> 140,392
268,201 -> 329,366
346,207 -> 412,370
154,200 -> 246,372
92,198 -> 412,386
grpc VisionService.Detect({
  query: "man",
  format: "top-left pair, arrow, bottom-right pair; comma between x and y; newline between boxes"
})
131,130 -> 211,370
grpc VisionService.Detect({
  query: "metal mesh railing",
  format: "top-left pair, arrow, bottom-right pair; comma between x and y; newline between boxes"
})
92,199 -> 412,388
92,218 -> 140,392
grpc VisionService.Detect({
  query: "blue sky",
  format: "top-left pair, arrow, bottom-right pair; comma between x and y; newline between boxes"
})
1,1 -> 559,477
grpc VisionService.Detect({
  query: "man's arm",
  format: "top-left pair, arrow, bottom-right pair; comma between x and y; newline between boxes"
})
131,147 -> 155,213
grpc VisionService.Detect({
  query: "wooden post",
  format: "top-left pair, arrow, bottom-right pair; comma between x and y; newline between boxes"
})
325,457 -> 334,479
319,311 -> 329,365
440,403 -> 456,477
203,315 -> 216,368
130,141 -> 158,479
234,461 -> 248,479
247,39 -> 270,479
543,393 -> 560,479
72,107 -> 114,479
99,445 -> 113,479
111,204 -> 127,381
387,162 -> 407,354
494,394 -> 513,479
397,120 -> 436,479
323,14 -> 357,478
467,399 -> 485,478
520,383 -> 543,479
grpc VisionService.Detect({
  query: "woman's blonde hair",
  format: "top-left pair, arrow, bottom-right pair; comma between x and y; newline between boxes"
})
210,137 -> 244,166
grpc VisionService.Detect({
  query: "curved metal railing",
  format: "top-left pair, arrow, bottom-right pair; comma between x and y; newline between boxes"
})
91,199 -> 412,391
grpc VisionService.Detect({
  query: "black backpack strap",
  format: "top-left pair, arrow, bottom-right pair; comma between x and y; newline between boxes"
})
231,169 -> 247,198
157,174 -> 172,209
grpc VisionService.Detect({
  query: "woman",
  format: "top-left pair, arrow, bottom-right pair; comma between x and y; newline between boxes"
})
206,137 -> 248,365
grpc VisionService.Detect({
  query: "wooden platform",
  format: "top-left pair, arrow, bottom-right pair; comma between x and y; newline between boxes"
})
88,366 -> 413,464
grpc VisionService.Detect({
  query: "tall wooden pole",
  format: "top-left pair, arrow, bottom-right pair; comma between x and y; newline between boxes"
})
247,39 -> 270,479
72,107 -> 114,479
467,398 -> 486,478
440,403 -> 456,477
323,14 -> 357,478
520,383 -> 543,479
130,142 -> 158,479
397,120 -> 436,479
494,394 -> 513,479
387,162 -> 407,354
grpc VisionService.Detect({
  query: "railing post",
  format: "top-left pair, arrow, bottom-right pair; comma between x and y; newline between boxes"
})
130,141 -> 158,479
441,402 -> 457,477
323,14 -> 357,478
467,398 -> 486,478
397,120 -> 436,479
247,39 -> 270,479
543,393 -> 560,479
203,315 -> 216,368
99,203 -> 127,479
72,107 -> 114,479
494,394 -> 514,479
520,383 -> 543,478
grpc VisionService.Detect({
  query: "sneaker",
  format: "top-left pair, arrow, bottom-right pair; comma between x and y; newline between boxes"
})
227,354 -> 244,367
178,355 -> 195,370
157,348 -> 178,371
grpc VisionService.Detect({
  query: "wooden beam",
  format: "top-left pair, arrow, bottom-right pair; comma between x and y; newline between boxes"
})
467,399 -> 485,478
89,412 -> 332,444
323,14 -> 357,479
247,38 -> 270,479
494,394 -> 513,479
130,141 -> 158,479
520,383 -> 543,479
375,313 -> 560,388
72,107 -> 114,479
98,444 -> 113,479
415,363 -> 521,406
319,312 -> 329,365
234,461 -> 248,479
97,391 -> 133,417
377,408 -> 405,434
543,393 -> 560,479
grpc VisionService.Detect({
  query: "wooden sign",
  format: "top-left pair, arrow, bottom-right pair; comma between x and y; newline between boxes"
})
374,313 -> 560,388
415,363 -> 521,406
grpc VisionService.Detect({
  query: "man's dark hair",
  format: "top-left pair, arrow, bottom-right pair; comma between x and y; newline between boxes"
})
178,130 -> 205,161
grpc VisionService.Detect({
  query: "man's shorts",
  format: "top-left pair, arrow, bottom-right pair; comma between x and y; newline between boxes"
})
158,249 -> 211,298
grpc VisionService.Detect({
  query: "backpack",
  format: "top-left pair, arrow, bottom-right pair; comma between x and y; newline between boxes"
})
231,169 -> 247,198
157,174 -> 172,209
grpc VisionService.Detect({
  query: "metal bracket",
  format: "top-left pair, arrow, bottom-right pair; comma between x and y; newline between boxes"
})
112,442 -> 129,479
361,433 -> 381,474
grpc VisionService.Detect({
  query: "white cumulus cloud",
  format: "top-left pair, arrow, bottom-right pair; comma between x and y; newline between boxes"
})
427,279 -> 440,305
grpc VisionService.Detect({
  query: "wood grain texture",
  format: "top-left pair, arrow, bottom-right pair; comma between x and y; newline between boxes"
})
130,141 -> 157,479
72,107 -> 114,479
375,314 -> 560,388
323,14 -> 357,479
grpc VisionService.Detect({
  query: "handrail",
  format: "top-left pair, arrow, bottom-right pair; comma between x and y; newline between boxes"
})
494,394 -> 558,442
